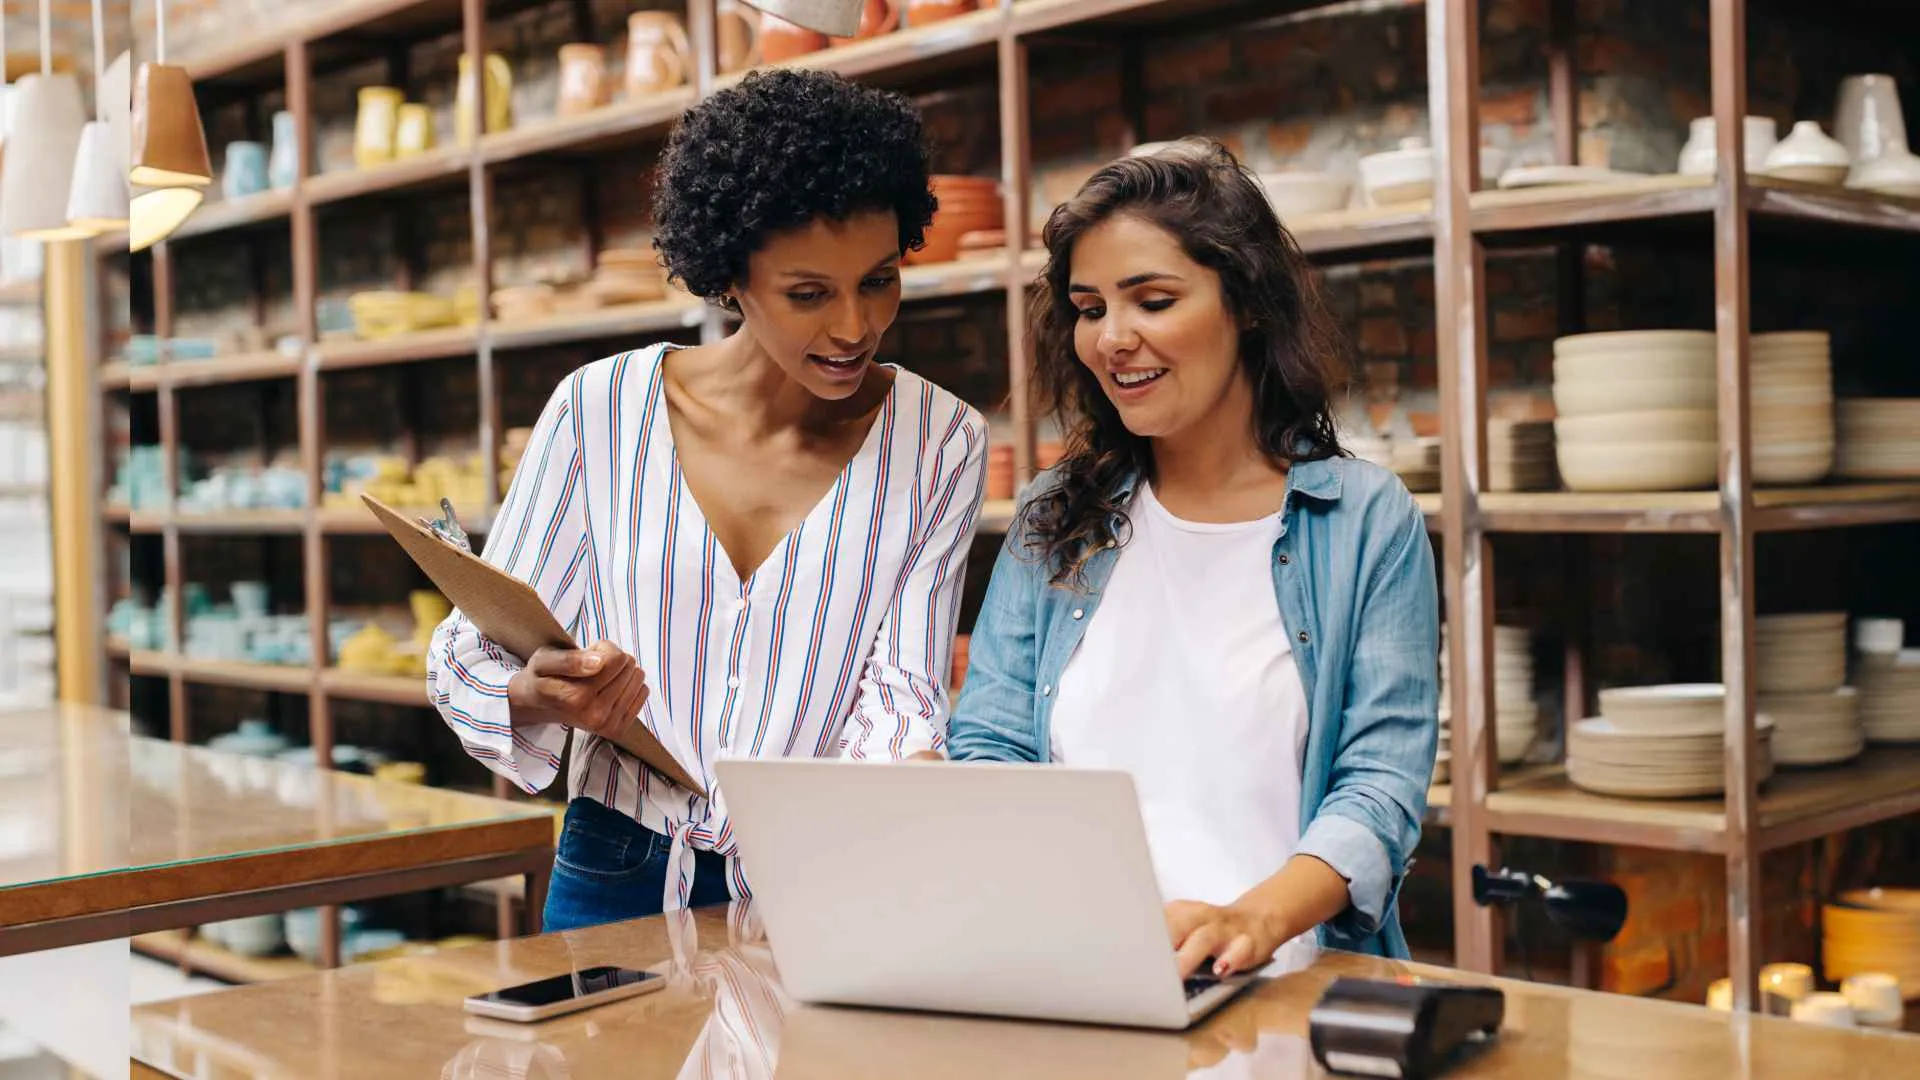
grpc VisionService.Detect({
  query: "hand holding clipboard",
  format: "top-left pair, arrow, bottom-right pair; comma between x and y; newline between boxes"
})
361,493 -> 708,798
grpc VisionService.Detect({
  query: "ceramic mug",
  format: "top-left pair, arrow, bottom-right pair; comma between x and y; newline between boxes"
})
222,141 -> 268,199
557,43 -> 609,116
353,86 -> 403,167
716,0 -> 762,73
268,110 -> 299,189
1833,74 -> 1909,166
455,52 -> 513,145
395,103 -> 435,157
626,11 -> 693,97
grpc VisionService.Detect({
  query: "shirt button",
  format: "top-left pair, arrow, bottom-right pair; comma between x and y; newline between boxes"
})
727,675 -> 741,689
1297,630 -> 1309,644
1277,553 -> 1290,565
1041,684 -> 1053,697
1071,608 -> 1084,620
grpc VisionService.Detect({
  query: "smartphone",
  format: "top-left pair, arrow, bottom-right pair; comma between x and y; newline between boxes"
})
463,965 -> 665,1022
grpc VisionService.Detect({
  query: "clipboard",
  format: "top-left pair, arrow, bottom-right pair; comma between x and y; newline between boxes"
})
361,493 -> 708,797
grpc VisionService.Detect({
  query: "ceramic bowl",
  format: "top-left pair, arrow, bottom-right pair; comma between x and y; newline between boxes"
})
1553,349 -> 1714,384
1848,150 -> 1920,196
1359,137 -> 1434,205
1257,171 -> 1352,217
1554,408 -> 1716,444
1552,376 -> 1717,418
1557,440 -> 1717,491
1596,682 -> 1725,732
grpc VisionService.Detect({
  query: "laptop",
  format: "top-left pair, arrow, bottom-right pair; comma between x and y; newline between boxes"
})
712,758 -> 1255,1030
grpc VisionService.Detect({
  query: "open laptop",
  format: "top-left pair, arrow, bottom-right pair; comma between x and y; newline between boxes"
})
712,758 -> 1255,1030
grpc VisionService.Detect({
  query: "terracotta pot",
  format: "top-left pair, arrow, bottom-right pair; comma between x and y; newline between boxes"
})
716,0 -> 762,73
905,0 -> 975,27
986,444 -> 1015,500
1036,440 -> 1065,470
830,0 -> 899,46
557,44 -> 609,116
760,13 -> 828,63
627,11 -> 693,96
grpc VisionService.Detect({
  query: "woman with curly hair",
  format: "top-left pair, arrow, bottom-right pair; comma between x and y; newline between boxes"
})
428,68 -> 987,931
947,139 -> 1438,974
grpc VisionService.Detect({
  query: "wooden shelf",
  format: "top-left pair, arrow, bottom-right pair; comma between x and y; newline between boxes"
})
479,88 -> 694,165
106,636 -> 131,659
161,350 -> 304,389
317,502 -> 493,534
139,654 -> 316,693
172,510 -> 308,534
302,147 -> 473,207
1477,484 -> 1920,534
132,930 -> 318,985
313,326 -> 480,371
1013,0 -> 1386,36
0,342 -> 42,363
721,8 -> 1003,89
103,503 -> 131,524
1292,203 -> 1434,256
321,668 -> 428,706
978,499 -> 1017,534
0,278 -> 40,305
486,300 -> 704,352
901,254 -> 1021,302
1482,747 -> 1920,854
171,188 -> 296,242
128,510 -> 167,534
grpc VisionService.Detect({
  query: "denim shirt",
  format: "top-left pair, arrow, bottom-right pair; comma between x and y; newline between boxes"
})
947,453 -> 1439,958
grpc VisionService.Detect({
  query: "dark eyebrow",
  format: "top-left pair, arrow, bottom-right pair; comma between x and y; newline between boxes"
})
1067,271 -> 1182,294
780,253 -> 901,280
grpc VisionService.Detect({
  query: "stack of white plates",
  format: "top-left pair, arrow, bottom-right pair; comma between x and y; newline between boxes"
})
1823,889 -> 1920,999
1859,649 -> 1920,742
1439,625 -> 1536,765
1346,434 -> 1440,494
1552,331 -> 1717,491
1488,419 -> 1555,492
1570,682 -> 1774,798
1758,687 -> 1864,765
1837,399 -> 1920,479
1755,611 -> 1849,692
1752,331 -> 1835,484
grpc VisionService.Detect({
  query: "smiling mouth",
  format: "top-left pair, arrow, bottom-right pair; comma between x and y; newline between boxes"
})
1111,368 -> 1167,388
809,352 -> 868,372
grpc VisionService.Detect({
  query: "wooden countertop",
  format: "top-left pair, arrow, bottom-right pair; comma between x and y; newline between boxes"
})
0,704 -> 554,944
129,903 -> 1914,1079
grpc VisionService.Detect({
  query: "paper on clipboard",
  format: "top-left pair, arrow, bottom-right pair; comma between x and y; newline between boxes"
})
360,493 -> 708,798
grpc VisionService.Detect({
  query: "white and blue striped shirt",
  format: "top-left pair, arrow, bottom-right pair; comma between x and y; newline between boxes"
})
428,342 -> 988,910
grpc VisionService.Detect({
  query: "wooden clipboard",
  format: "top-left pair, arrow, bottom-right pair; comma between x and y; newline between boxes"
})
361,493 -> 708,797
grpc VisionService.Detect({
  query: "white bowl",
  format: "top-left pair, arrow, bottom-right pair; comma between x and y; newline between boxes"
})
1258,171 -> 1352,217
1553,376 -> 1717,418
1597,682 -> 1726,730
1359,137 -> 1434,205
1555,408 -> 1716,444
1556,440 -> 1718,491
1552,329 -> 1716,358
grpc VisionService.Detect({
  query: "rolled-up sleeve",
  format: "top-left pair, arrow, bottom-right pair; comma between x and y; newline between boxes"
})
425,373 -> 589,793
1296,488 -> 1438,936
842,406 -> 988,759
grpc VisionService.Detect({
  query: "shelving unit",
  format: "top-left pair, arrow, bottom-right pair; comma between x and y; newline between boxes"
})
99,0 -> 1920,993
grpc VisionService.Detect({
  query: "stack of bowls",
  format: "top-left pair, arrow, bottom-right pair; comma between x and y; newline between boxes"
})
588,247 -> 669,305
1568,684 -> 1775,798
1755,611 -> 1862,765
1752,331 -> 1835,484
1859,649 -> 1920,742
1439,625 -> 1537,765
1551,331 -> 1718,491
1488,418 -> 1556,492
912,176 -> 1004,265
1823,889 -> 1920,1002
1836,398 -> 1920,479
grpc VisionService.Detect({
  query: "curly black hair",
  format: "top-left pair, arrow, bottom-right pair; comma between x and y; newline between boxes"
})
652,68 -> 938,305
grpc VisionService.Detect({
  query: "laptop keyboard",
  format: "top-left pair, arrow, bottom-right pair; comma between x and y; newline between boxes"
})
1183,976 -> 1220,1000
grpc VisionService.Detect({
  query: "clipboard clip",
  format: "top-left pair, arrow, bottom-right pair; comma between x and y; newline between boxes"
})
421,498 -> 473,553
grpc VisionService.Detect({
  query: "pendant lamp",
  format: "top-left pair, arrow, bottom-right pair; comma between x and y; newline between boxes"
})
0,0 -> 88,238
63,0 -> 130,235
739,0 -> 863,37
129,0 -> 210,188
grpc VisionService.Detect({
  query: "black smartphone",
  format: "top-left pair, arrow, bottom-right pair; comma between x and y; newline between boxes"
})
463,965 -> 666,1022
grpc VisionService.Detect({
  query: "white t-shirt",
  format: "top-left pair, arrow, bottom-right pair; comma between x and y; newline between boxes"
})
1050,482 -> 1314,966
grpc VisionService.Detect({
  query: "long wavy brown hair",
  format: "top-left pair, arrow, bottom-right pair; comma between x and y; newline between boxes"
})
1019,137 -> 1350,587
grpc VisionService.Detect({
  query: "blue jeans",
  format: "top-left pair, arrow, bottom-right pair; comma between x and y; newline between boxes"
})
543,797 -> 734,932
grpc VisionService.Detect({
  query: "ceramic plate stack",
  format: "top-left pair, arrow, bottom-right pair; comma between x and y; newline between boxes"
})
1858,649 -> 1920,742
1552,331 -> 1717,491
1439,625 -> 1537,765
1837,399 -> 1920,479
1751,332 -> 1835,484
1823,889 -> 1920,1000
1569,684 -> 1775,798
1346,433 -> 1440,493
1754,612 -> 1861,765
1488,419 -> 1556,492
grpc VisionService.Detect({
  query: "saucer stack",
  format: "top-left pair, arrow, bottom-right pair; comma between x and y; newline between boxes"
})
1751,331 -> 1835,484
588,247 -> 669,305
1858,649 -> 1920,742
1488,418 -> 1555,492
1836,398 -> 1920,479
1823,889 -> 1920,1001
1755,612 -> 1862,765
1439,624 -> 1537,765
1568,684 -> 1774,798
1551,331 -> 1717,491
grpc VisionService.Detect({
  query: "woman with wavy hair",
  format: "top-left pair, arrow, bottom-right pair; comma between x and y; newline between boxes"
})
948,138 -> 1437,974
428,68 -> 987,931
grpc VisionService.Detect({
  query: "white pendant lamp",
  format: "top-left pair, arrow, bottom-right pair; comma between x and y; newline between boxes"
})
0,0 -> 88,238
740,0 -> 864,37
63,0 -> 129,236
129,183 -> 203,253
127,0 -> 205,251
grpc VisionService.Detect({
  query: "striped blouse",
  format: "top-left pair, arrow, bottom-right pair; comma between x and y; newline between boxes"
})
427,342 -> 988,912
